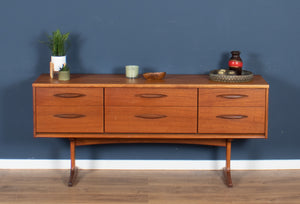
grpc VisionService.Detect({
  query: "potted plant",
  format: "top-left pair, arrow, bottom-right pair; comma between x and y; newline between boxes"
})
42,29 -> 70,72
58,64 -> 70,81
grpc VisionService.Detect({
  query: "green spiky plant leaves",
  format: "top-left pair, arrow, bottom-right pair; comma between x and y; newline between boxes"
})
43,29 -> 70,56
59,64 -> 70,71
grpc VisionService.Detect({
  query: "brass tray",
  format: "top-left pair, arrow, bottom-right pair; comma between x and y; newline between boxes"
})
209,70 -> 253,83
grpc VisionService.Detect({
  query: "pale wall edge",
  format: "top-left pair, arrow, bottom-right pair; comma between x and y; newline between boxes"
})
0,160 -> 299,170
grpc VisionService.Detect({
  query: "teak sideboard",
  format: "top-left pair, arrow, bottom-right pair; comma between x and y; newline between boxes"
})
32,74 -> 269,187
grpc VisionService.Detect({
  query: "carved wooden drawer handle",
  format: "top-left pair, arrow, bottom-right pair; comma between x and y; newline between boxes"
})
217,94 -> 248,99
135,94 -> 167,98
54,114 -> 86,119
216,115 -> 248,120
135,114 -> 167,119
54,93 -> 86,98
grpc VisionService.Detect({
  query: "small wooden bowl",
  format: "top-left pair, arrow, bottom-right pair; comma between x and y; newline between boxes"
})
143,72 -> 166,80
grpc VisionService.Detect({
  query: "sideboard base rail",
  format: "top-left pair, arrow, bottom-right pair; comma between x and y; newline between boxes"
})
67,138 -> 233,187
35,133 -> 266,139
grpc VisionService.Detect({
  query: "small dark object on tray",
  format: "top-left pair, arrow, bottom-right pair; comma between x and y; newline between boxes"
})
143,72 -> 166,80
209,69 -> 253,83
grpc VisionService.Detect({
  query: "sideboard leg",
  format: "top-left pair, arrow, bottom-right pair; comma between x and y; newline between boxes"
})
68,139 -> 77,187
224,139 -> 233,187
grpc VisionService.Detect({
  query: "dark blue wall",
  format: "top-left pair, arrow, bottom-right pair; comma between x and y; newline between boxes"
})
0,0 -> 299,160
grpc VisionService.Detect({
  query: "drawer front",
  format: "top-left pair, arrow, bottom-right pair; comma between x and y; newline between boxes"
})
36,106 -> 103,133
105,88 -> 197,107
36,88 -> 103,106
105,106 -> 197,133
198,107 -> 265,133
199,88 -> 265,107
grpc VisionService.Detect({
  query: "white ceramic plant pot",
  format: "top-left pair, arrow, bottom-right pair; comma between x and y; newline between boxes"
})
51,56 -> 66,71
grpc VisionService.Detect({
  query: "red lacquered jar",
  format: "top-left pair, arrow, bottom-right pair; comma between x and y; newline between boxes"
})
228,51 -> 243,75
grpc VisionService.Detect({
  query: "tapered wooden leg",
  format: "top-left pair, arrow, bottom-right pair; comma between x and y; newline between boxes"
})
223,139 -> 233,187
68,139 -> 77,187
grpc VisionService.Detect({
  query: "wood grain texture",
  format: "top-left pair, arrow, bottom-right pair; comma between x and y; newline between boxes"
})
32,74 -> 269,88
198,107 -> 265,133
265,88 -> 269,139
1,169 -> 299,204
199,88 -> 266,107
32,87 -> 37,137
105,88 -> 197,107
36,87 -> 103,106
36,106 -> 103,133
105,106 -> 197,133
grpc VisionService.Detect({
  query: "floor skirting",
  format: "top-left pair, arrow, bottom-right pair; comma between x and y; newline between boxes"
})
0,159 -> 299,170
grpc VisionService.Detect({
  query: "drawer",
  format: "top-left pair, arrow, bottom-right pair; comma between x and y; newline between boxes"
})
105,106 -> 197,133
198,107 -> 265,133
105,88 -> 197,107
199,88 -> 265,107
36,106 -> 103,133
36,88 -> 103,106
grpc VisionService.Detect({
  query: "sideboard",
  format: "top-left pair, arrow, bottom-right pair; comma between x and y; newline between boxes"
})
32,74 -> 269,187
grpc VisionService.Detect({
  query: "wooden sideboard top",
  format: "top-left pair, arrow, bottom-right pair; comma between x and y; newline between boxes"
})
33,74 -> 269,88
